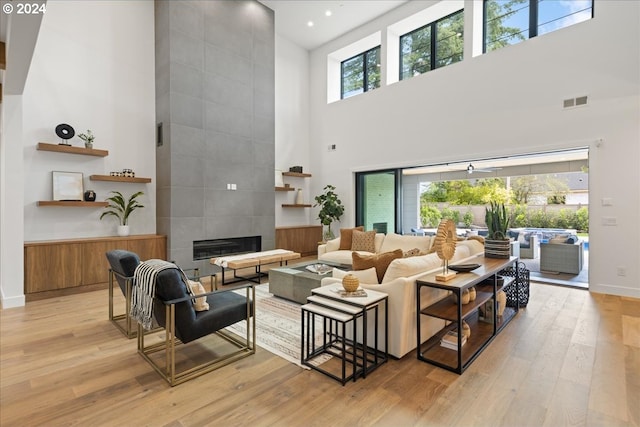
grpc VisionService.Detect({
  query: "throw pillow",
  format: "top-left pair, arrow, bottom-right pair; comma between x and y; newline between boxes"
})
331,267 -> 378,284
403,248 -> 422,258
338,226 -> 364,250
351,229 -> 377,253
188,280 -> 210,311
566,235 -> 579,244
352,249 -> 404,283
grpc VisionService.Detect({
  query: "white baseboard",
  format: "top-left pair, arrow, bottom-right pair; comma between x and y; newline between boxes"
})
590,283 -> 640,299
0,292 -> 26,309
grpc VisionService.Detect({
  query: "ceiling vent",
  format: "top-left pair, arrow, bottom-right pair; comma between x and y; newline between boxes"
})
563,95 -> 588,109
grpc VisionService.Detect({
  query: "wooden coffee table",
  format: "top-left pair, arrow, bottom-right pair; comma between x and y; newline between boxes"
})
268,261 -> 351,304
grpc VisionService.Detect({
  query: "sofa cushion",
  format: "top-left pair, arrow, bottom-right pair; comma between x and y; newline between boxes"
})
352,230 -> 377,252
382,253 -> 443,283
566,235 -> 579,244
338,226 -> 364,250
379,232 -> 432,254
325,237 -> 340,252
331,266 -> 378,284
353,249 -> 404,284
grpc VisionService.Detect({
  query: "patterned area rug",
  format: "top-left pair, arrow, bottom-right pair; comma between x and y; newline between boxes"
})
226,283 -> 330,369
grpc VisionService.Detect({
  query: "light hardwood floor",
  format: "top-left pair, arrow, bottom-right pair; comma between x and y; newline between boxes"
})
1,273 -> 638,426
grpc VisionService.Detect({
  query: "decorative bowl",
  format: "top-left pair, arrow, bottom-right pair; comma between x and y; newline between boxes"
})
448,263 -> 481,273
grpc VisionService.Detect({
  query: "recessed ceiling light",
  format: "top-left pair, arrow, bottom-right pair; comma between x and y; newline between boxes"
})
325,10 -> 332,17
307,20 -> 314,27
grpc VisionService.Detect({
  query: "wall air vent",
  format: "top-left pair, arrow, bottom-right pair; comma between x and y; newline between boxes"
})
563,96 -> 588,109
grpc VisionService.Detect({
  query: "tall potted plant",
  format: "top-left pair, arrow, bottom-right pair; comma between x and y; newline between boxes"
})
314,184 -> 344,242
484,201 -> 511,258
100,191 -> 144,236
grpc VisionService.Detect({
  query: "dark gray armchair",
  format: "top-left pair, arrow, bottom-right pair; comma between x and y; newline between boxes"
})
137,267 -> 255,386
106,250 -> 141,338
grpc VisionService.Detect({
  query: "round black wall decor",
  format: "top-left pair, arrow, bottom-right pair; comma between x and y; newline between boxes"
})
55,123 -> 75,140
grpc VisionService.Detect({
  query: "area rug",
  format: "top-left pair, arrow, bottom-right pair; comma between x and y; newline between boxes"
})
226,283 -> 331,369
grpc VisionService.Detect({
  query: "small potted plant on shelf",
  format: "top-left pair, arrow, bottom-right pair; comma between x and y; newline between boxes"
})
78,130 -> 95,149
484,201 -> 511,258
100,191 -> 144,237
314,184 -> 344,242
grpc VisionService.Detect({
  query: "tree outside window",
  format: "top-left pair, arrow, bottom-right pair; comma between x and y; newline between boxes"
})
341,46 -> 381,99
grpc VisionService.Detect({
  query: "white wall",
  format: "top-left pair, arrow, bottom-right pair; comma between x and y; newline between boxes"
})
22,1 -> 156,241
274,34 -> 313,227
302,0 -> 639,297
0,1 -> 155,308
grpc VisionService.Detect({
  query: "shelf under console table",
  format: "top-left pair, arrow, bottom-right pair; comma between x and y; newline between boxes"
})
416,256 -> 520,374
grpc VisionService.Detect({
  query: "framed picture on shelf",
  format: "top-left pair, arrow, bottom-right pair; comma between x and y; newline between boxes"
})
52,171 -> 84,201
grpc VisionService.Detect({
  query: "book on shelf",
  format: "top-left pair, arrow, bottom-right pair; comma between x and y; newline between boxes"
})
440,330 -> 466,350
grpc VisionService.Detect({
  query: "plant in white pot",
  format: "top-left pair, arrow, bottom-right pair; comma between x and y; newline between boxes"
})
314,184 -> 344,242
100,191 -> 144,236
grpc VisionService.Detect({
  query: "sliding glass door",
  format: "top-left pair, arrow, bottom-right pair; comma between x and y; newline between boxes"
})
355,170 -> 401,233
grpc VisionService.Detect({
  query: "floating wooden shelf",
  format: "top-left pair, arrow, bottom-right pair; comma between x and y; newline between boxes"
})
37,201 -> 109,207
282,172 -> 311,178
282,204 -> 312,208
90,175 -> 152,183
37,142 -> 109,157
275,186 -> 295,191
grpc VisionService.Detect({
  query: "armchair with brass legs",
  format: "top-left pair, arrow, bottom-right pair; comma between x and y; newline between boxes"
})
106,250 -> 141,338
137,268 -> 255,386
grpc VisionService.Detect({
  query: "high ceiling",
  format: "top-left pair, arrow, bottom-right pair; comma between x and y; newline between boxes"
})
259,0 -> 408,50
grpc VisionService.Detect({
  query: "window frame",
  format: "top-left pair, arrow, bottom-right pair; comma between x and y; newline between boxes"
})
340,45 -> 381,100
483,0 -> 594,53
399,9 -> 464,81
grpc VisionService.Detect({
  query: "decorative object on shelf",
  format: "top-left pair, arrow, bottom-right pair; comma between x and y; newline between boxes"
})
468,286 -> 476,301
314,184 -> 344,242
497,290 -> 507,317
341,274 -> 360,292
434,219 -> 457,281
499,262 -> 530,307
452,288 -> 471,305
122,168 -> 135,178
55,123 -> 75,145
295,188 -> 304,205
52,171 -> 84,201
289,166 -> 303,173
462,320 -> 471,339
275,169 -> 284,187
83,190 -> 96,202
78,129 -> 95,149
484,201 -> 512,258
99,190 -> 144,237
448,263 -> 480,273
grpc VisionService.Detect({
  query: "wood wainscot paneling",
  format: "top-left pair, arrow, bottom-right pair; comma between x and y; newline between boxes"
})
24,235 -> 167,301
276,225 -> 322,257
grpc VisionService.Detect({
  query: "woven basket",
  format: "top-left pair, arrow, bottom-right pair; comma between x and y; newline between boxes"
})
342,274 -> 360,292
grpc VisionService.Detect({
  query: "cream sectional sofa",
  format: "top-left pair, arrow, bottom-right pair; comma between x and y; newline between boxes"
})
320,238 -> 485,359
318,232 -> 435,265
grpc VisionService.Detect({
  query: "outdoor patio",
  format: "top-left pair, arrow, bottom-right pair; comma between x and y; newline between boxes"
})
519,239 -> 589,289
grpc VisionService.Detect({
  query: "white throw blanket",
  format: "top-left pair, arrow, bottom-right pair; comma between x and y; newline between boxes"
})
131,259 -> 195,330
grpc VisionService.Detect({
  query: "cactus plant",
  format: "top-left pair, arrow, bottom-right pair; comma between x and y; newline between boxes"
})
485,201 -> 510,240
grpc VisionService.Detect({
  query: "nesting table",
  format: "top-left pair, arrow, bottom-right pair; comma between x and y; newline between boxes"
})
301,285 -> 388,385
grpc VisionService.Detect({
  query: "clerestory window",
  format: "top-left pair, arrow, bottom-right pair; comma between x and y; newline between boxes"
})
399,10 -> 464,81
341,46 -> 381,99
484,0 -> 593,53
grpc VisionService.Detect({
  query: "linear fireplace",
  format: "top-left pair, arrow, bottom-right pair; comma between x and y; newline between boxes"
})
193,236 -> 262,260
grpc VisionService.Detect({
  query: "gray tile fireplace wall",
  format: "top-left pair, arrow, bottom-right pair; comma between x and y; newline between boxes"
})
155,0 -> 275,272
